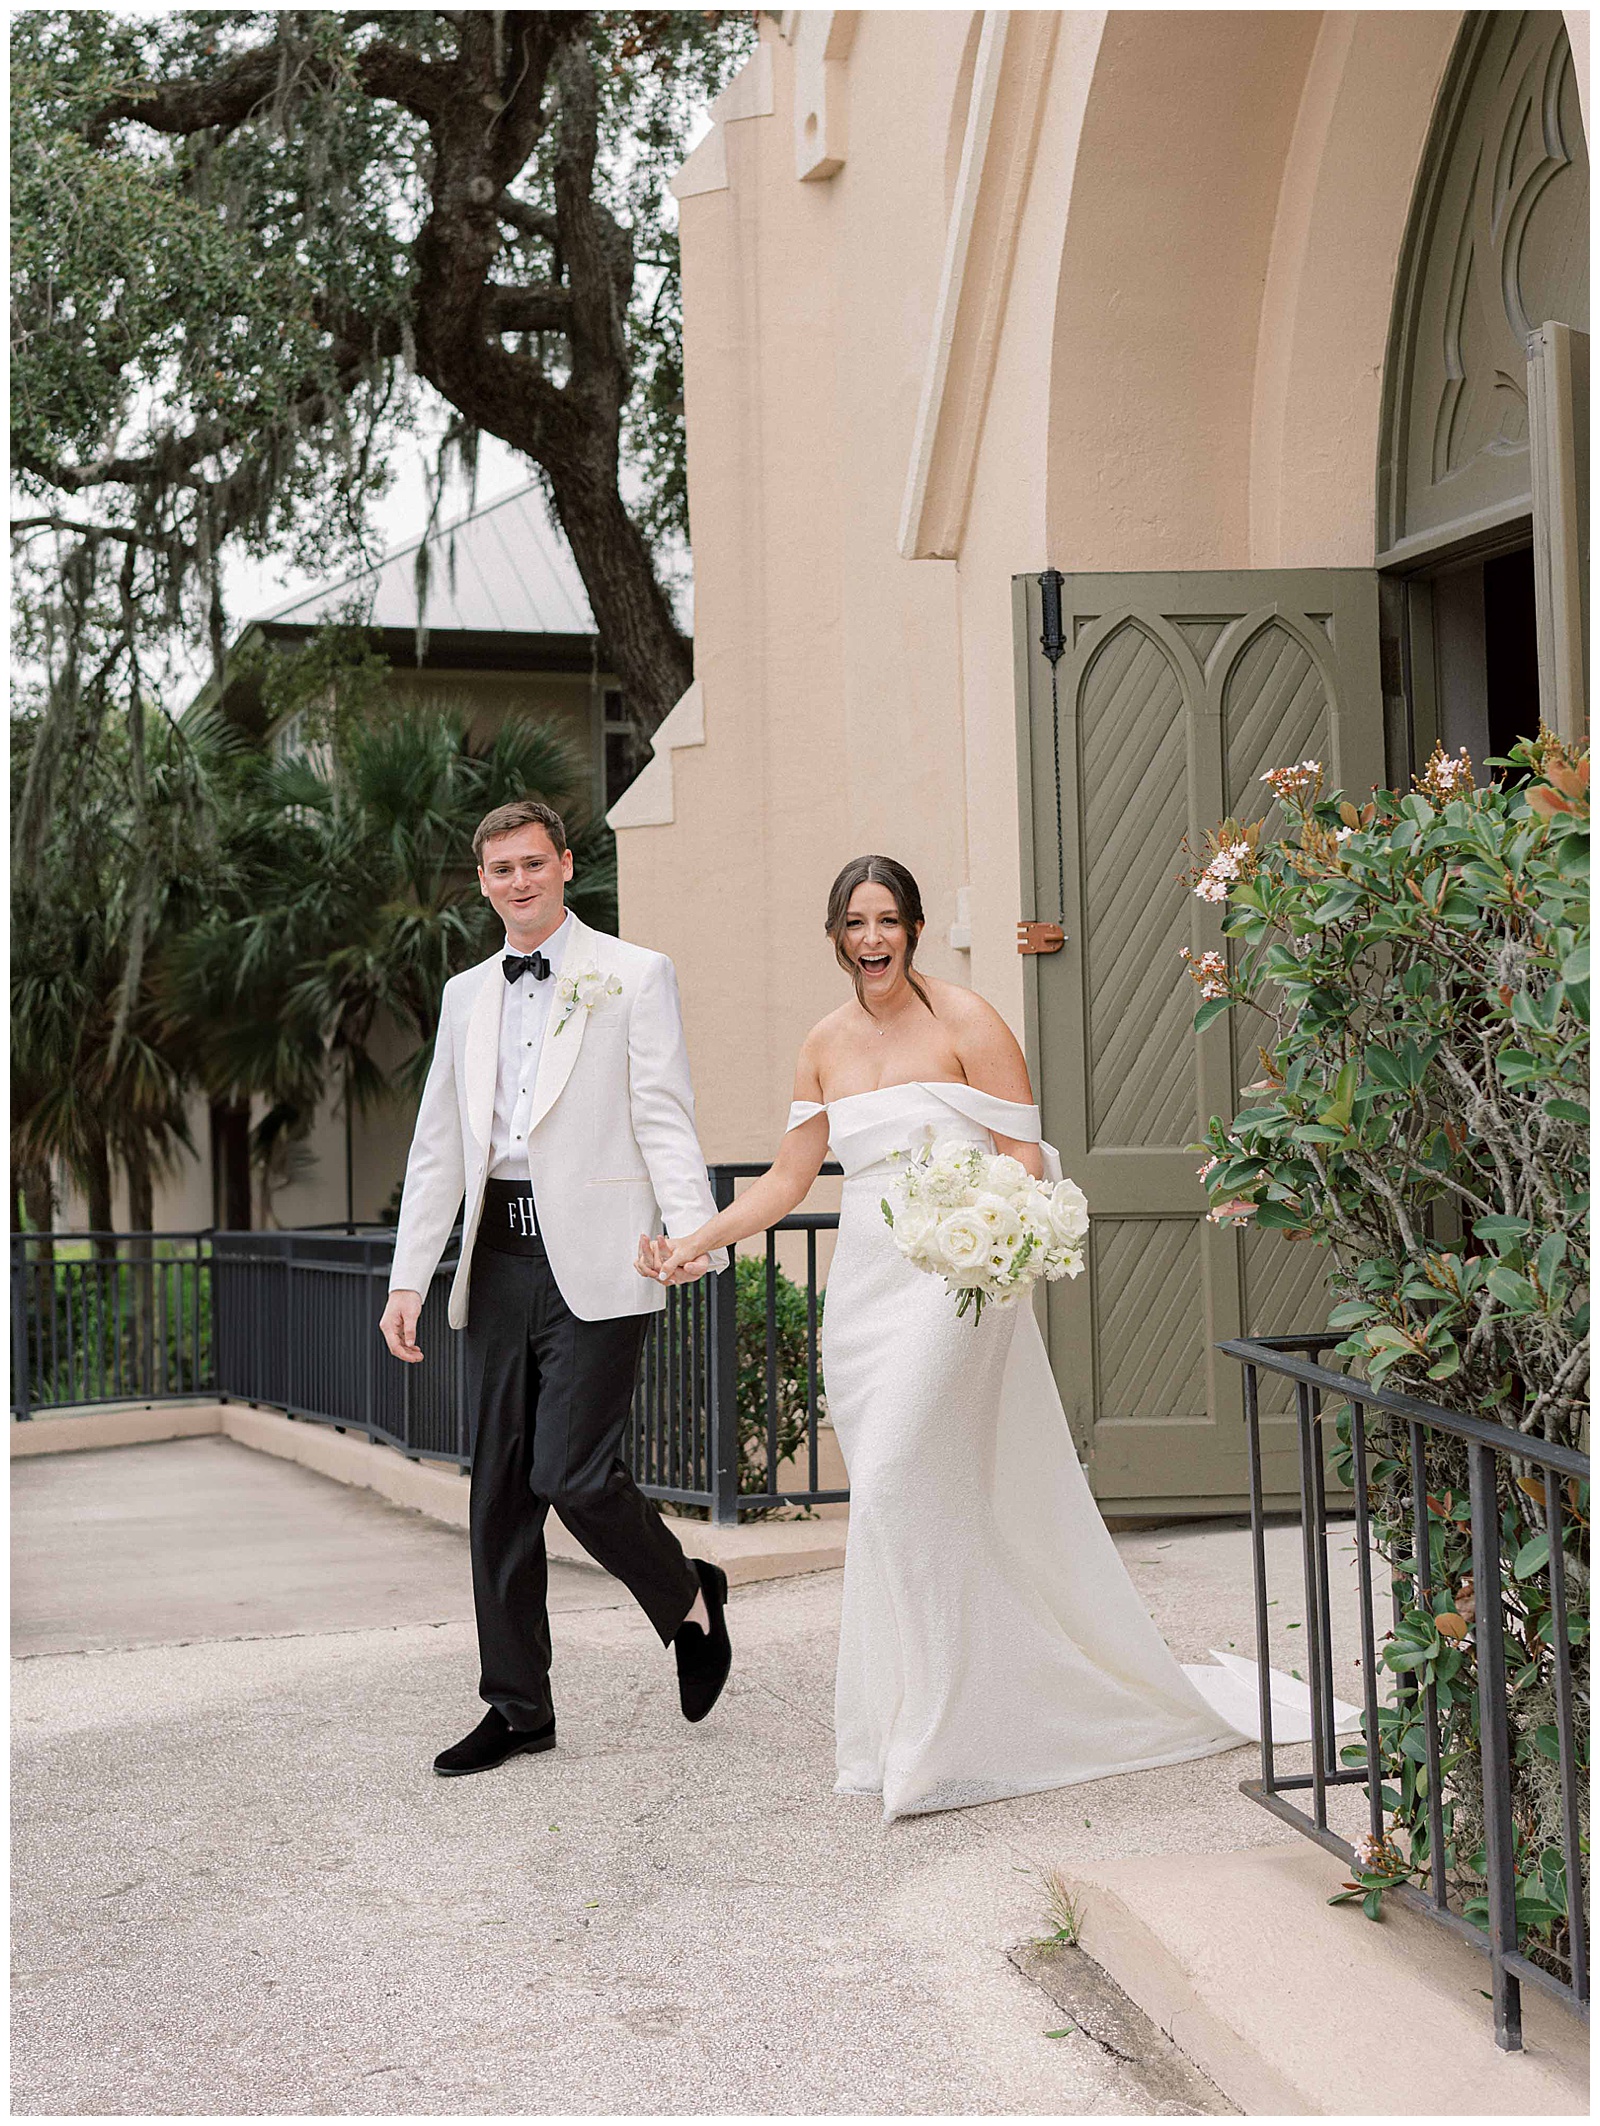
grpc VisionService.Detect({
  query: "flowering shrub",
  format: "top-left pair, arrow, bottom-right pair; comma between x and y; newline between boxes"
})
1186,732 -> 1589,1976
734,1256 -> 821,1513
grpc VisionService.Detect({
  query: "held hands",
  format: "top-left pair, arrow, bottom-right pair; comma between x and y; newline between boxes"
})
635,1233 -> 712,1287
379,1289 -> 424,1364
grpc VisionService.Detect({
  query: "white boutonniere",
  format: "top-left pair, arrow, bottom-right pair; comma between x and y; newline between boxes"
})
554,964 -> 623,1034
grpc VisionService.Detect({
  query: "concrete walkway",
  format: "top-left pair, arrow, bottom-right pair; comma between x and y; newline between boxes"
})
13,1438 -> 1585,2115
12,1437 -> 1292,2117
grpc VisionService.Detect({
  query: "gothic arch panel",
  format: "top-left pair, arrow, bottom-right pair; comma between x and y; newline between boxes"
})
1074,619 -> 1197,1150
1382,11 -> 1588,552
1219,616 -> 1335,830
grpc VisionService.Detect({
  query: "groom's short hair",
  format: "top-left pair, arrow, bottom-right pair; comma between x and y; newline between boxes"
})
473,799 -> 569,865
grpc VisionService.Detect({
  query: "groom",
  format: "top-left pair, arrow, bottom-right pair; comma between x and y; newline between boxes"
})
378,798 -> 730,1776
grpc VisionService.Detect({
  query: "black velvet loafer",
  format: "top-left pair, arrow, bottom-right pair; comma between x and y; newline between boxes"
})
674,1558 -> 732,1723
433,1707 -> 556,1777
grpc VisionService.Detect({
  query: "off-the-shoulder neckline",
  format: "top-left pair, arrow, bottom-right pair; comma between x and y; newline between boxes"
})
824,1079 -> 969,1105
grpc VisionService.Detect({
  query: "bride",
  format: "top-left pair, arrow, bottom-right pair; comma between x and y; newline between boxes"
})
638,854 -> 1271,1822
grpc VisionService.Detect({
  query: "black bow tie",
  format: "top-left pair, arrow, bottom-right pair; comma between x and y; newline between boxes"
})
503,951 -> 551,984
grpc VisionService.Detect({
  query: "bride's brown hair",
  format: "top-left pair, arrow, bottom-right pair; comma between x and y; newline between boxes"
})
825,855 -> 935,1016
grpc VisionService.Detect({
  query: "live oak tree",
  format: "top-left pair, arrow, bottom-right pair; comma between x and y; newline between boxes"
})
12,8 -> 750,1222
13,6 -> 753,836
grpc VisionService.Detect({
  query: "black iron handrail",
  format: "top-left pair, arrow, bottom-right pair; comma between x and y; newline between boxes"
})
1221,1332 -> 1590,2052
11,1167 -> 846,1526
10,1232 -> 213,1418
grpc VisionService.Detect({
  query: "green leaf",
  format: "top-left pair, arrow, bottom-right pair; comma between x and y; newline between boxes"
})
1514,1533 -> 1551,1581
1192,997 -> 1231,1032
1473,1216 -> 1530,1246
1384,1646 -> 1433,1673
1321,1058 -> 1358,1131
1496,1049 -> 1547,1084
1485,1265 -> 1539,1311
1364,1046 -> 1410,1091
1311,884 -> 1363,926
1535,1233 -> 1567,1291
1545,1098 -> 1589,1124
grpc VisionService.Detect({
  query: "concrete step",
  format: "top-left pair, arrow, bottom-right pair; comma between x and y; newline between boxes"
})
1062,1840 -> 1587,2115
10,1402 -> 847,1584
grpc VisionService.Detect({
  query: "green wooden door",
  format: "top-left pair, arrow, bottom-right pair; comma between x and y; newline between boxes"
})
1015,571 -> 1387,1514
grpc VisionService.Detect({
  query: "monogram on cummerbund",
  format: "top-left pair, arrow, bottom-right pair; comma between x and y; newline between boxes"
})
478,1178 -> 541,1254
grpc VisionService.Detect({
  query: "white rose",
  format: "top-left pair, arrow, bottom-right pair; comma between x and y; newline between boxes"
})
1045,1179 -> 1090,1247
892,1200 -> 938,1259
937,1207 -> 990,1278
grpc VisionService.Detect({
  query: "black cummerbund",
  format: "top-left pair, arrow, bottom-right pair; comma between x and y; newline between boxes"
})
477,1178 -> 541,1255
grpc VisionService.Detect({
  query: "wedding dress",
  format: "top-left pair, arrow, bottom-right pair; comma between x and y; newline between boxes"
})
788,1080 -> 1348,1823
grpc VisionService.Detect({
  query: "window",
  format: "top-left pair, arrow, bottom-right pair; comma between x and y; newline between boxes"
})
602,688 -> 647,808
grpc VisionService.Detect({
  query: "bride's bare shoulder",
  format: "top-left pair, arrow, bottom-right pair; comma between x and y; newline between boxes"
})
802,1002 -> 859,1050
928,978 -> 1032,1087
793,1008 -> 852,1096
925,975 -> 1008,1033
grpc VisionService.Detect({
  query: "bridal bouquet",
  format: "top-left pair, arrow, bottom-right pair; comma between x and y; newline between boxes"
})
880,1138 -> 1089,1323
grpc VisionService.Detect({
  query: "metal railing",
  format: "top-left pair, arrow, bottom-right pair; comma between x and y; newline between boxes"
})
11,1165 -> 845,1525
11,1233 -> 213,1417
634,1165 -> 844,1521
1222,1333 -> 1590,2051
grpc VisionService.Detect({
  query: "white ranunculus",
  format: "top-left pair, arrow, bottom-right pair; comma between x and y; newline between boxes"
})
985,1153 -> 1031,1201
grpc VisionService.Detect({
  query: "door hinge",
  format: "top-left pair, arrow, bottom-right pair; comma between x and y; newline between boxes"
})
1017,921 -> 1066,955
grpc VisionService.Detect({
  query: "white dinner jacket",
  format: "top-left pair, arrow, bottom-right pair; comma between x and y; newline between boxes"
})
388,916 -> 724,1326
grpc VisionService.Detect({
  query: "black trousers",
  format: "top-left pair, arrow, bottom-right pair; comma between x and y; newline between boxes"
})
462,1238 -> 699,1729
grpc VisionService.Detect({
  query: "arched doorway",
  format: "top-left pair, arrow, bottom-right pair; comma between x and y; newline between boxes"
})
1380,11 -> 1589,765
1016,11 -> 1587,1515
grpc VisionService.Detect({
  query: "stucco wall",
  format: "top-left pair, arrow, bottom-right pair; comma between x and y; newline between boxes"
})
617,9 -> 1484,1163
617,15 -> 980,1163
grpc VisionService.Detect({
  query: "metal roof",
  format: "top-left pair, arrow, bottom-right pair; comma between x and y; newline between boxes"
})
257,482 -> 596,638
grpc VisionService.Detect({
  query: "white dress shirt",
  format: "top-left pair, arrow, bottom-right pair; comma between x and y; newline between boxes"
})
489,910 -> 574,1180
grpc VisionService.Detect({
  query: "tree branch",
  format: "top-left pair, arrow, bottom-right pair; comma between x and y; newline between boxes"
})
86,45 -> 283,145
20,312 -> 405,499
497,194 -> 561,247
485,284 -> 571,335
354,39 -> 452,122
11,515 -> 191,558
87,30 -> 449,148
